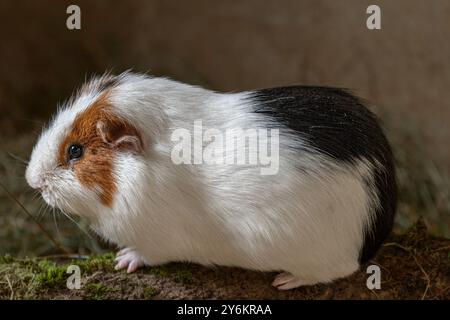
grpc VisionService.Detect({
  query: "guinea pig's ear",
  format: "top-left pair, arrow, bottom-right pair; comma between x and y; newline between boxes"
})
96,119 -> 143,154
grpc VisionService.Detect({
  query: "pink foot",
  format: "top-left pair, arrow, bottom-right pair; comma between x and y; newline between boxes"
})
114,247 -> 146,273
272,272 -> 305,290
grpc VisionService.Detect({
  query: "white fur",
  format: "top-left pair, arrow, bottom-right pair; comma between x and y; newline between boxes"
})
26,72 -> 381,287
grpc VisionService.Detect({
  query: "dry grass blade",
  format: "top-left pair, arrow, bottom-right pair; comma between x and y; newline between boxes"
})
5,275 -> 14,300
383,242 -> 431,300
0,180 -> 69,254
36,254 -> 89,260
431,245 -> 450,252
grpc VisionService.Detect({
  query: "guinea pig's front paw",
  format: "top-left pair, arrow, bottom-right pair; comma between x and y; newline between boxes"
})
114,247 -> 146,273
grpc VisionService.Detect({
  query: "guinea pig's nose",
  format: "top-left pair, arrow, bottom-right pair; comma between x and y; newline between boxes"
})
25,171 -> 45,191
28,180 -> 43,191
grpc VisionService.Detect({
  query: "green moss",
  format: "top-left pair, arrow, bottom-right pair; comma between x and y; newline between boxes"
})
0,260 -> 40,299
0,253 -> 118,299
148,265 -> 170,277
0,254 -> 194,299
35,253 -> 115,291
85,283 -> 112,300
0,256 -> 69,298
174,269 -> 193,284
147,263 -> 193,284
35,260 -> 67,289
143,286 -> 158,299
0,254 -> 14,264
73,253 -> 115,273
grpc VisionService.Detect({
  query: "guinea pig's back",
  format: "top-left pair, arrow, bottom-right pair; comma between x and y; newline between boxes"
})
246,86 -> 397,264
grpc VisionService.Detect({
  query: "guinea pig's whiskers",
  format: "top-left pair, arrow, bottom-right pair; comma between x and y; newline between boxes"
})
56,199 -> 95,241
31,190 -> 41,201
40,202 -> 52,221
32,193 -> 40,202
7,152 -> 29,165
35,202 -> 43,220
36,202 -> 47,222
52,207 -> 62,240
0,179 -> 68,254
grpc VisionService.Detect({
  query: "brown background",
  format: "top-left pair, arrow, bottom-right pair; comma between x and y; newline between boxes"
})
0,1 -> 449,255
1,1 -> 449,169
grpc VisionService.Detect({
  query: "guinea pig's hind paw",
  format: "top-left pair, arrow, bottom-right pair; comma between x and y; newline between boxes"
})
114,248 -> 145,273
272,272 -> 304,290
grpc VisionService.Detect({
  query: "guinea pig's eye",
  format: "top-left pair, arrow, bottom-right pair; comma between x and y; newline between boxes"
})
68,144 -> 83,161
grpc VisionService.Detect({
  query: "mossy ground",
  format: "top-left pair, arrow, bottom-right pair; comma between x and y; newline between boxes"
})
1,220 -> 449,300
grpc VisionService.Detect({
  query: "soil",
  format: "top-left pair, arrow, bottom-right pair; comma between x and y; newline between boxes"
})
1,219 -> 449,300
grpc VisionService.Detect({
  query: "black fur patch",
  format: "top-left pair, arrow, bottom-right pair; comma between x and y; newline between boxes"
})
250,86 -> 397,264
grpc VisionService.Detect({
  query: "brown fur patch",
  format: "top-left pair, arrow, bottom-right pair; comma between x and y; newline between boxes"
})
58,91 -> 141,207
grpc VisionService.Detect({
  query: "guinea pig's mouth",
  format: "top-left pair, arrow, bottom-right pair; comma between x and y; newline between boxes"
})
27,179 -> 58,209
40,187 -> 58,208
38,186 -> 85,218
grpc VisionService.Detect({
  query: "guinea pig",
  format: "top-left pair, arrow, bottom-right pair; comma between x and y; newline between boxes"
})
25,72 -> 396,290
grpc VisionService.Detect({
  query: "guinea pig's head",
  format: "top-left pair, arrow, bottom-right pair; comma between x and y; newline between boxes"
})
25,73 -> 164,218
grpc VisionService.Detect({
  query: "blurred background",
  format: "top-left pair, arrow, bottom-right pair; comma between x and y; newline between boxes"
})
0,0 -> 449,256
